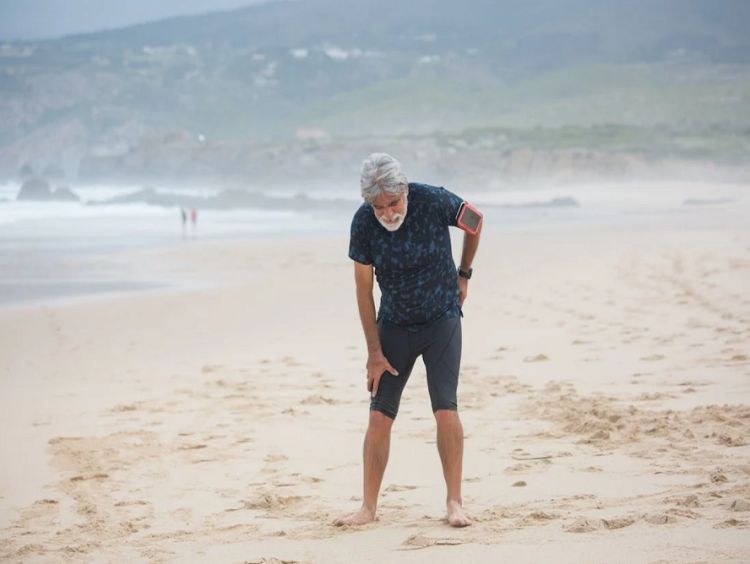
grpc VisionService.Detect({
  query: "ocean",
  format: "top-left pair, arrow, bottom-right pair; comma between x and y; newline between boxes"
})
1,180 -> 746,307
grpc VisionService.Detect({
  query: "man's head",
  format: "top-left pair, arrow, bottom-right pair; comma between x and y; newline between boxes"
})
360,152 -> 409,232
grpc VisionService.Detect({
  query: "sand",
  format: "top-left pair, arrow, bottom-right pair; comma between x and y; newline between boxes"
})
1,218 -> 749,563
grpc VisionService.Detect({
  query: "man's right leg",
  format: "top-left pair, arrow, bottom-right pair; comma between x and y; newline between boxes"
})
334,322 -> 413,526
334,410 -> 394,525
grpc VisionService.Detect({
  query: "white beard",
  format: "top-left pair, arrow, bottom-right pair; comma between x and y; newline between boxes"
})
377,198 -> 408,232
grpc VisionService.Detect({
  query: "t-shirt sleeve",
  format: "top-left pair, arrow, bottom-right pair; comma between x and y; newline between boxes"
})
348,210 -> 373,265
434,186 -> 464,227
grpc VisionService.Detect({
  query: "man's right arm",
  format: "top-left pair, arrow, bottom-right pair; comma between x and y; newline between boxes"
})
354,262 -> 380,354
353,261 -> 398,395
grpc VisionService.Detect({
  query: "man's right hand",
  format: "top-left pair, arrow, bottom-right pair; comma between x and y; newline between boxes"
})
367,350 -> 399,397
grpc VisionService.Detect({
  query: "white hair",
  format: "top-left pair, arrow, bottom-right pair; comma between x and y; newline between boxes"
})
360,152 -> 408,203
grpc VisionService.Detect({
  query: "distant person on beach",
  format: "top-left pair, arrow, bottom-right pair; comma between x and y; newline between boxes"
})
180,207 -> 187,237
335,153 -> 483,528
190,208 -> 198,231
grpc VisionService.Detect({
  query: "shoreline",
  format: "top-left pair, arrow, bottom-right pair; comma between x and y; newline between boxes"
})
3,186 -> 749,310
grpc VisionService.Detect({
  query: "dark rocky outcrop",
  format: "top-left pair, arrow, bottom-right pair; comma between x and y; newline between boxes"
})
17,177 -> 80,201
52,187 -> 80,201
17,178 -> 52,200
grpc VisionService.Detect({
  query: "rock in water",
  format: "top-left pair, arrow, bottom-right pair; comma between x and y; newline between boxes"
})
53,187 -> 80,202
17,178 -> 52,200
17,178 -> 80,201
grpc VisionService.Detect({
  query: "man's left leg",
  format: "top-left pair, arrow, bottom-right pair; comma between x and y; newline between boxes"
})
422,315 -> 471,527
435,409 -> 470,527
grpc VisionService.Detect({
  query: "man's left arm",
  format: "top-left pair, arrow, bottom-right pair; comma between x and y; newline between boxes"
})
456,204 -> 483,306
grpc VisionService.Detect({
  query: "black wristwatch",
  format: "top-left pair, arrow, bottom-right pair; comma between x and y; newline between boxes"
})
458,267 -> 473,279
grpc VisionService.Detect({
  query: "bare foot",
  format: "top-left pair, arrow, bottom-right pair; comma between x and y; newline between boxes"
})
333,505 -> 376,527
446,499 -> 471,527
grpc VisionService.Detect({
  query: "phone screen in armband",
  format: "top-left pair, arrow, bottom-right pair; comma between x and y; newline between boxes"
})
457,202 -> 483,235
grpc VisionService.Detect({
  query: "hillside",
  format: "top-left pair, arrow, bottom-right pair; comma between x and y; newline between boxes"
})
1,0 -> 749,181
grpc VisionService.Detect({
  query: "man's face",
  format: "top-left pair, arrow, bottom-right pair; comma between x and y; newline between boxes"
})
371,190 -> 408,232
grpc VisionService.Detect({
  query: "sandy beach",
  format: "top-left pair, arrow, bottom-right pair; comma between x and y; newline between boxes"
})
1,207 -> 749,562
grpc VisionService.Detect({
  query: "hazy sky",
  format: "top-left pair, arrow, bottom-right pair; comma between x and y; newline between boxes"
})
0,0 -> 277,40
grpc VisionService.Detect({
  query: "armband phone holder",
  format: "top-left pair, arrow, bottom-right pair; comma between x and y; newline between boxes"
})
456,201 -> 483,235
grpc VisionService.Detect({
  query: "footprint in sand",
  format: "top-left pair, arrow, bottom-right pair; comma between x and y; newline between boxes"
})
663,494 -> 700,508
114,500 -> 149,507
510,448 -> 560,461
640,354 -> 666,361
230,493 -> 305,514
717,434 -> 748,447
384,484 -> 418,492
644,513 -> 678,525
70,473 -> 109,482
111,404 -> 138,412
564,518 -> 600,533
728,499 -> 750,512
399,535 -> 462,550
178,443 -> 207,451
523,354 -> 549,363
282,407 -> 310,416
525,511 -> 558,522
564,516 -> 635,532
638,392 -> 675,401
300,395 -> 339,405
112,499 -> 152,524
291,474 -> 322,484
715,518 -> 749,529
12,498 -> 61,532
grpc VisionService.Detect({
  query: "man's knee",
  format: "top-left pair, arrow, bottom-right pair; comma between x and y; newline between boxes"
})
368,410 -> 395,434
434,408 -> 460,426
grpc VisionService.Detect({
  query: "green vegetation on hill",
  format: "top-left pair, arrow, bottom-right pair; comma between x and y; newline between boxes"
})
2,0 -> 750,178
298,64 -> 750,137
431,124 -> 750,165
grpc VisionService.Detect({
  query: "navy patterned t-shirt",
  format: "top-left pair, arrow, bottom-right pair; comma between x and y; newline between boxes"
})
348,182 -> 464,329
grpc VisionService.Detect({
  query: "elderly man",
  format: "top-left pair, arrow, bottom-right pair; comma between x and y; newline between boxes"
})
335,153 -> 483,527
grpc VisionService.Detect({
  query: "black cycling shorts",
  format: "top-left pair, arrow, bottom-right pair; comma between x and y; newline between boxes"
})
370,314 -> 462,419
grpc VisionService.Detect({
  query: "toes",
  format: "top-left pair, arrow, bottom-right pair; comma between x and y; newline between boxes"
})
447,511 -> 472,527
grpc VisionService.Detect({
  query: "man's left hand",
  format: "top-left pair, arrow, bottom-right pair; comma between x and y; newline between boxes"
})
457,276 -> 468,307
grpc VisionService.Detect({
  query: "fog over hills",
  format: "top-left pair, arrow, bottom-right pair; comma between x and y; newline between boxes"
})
1,0 -> 749,184
0,1 -> 266,40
